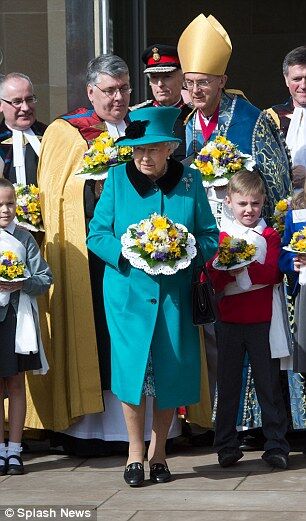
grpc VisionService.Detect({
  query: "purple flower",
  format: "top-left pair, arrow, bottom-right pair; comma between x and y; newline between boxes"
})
152,252 -> 167,261
199,154 -> 211,162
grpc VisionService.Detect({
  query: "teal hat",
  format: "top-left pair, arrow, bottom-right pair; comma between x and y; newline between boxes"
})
116,106 -> 181,147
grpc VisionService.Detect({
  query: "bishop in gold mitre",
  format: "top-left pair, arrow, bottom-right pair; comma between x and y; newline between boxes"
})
177,13 -> 292,447
178,13 -> 232,75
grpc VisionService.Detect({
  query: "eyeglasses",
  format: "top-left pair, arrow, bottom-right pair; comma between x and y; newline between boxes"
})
0,95 -> 38,108
183,78 -> 219,90
94,84 -> 132,98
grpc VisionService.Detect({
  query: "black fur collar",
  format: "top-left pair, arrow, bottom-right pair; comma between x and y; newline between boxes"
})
126,157 -> 183,196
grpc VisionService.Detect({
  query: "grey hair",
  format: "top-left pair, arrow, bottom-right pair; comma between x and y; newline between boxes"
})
0,72 -> 33,97
166,141 -> 180,152
132,141 -> 179,151
86,54 -> 129,85
283,46 -> 306,76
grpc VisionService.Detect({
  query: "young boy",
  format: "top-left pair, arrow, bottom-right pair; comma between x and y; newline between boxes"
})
208,170 -> 290,469
0,178 -> 52,475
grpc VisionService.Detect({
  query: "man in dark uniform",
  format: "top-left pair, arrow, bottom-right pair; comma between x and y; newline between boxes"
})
0,73 -> 47,185
267,45 -> 306,190
131,44 -> 192,161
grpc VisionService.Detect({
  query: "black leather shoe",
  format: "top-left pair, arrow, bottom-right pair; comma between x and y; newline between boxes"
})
218,448 -> 244,467
0,456 -> 7,476
149,463 -> 172,483
262,449 -> 288,470
6,455 -> 24,475
123,462 -> 144,487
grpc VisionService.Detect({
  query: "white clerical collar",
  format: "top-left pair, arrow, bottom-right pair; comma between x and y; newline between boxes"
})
286,106 -> 306,167
105,120 -> 126,138
6,125 -> 41,184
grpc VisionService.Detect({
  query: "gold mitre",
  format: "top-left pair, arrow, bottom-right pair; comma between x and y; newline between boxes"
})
178,14 -> 232,75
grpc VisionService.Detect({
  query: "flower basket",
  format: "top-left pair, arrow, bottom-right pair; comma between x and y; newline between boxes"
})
0,250 -> 26,281
193,135 -> 255,188
75,131 -> 133,179
272,197 -> 292,235
213,236 -> 256,270
14,184 -> 44,232
121,213 -> 197,275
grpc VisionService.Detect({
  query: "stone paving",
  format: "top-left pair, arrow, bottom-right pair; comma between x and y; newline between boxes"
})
1,443 -> 306,520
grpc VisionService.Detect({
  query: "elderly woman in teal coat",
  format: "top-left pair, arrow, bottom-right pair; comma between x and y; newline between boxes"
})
87,106 -> 218,486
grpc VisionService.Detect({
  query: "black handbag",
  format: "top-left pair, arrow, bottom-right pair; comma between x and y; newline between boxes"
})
192,263 -> 218,325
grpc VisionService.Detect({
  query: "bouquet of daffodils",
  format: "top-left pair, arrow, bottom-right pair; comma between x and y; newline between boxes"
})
283,227 -> 306,285
289,227 -> 306,253
121,213 -> 197,275
213,236 -> 256,269
193,135 -> 255,187
75,131 -> 133,178
0,250 -> 26,281
14,184 -> 43,232
272,197 -> 292,235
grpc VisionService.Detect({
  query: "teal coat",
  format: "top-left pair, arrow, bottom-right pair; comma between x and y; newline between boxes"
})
87,159 -> 218,408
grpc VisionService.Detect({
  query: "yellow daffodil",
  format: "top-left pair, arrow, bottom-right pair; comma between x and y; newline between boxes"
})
152,216 -> 169,230
276,200 -> 288,212
145,243 -> 155,253
211,149 -> 222,159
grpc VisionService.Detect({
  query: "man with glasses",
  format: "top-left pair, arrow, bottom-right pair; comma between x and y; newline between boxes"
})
131,45 -> 192,161
178,13 -> 291,224
0,72 -> 46,185
177,13 -> 292,455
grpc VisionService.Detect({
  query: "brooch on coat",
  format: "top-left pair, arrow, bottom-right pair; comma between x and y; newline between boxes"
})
181,173 -> 193,191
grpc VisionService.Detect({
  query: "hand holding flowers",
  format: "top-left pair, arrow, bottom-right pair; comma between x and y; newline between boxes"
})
121,213 -> 197,275
0,250 -> 26,281
193,135 -> 255,187
213,235 -> 257,290
283,226 -> 306,285
288,227 -> 306,253
213,236 -> 257,269
75,131 -> 133,179
0,250 -> 26,305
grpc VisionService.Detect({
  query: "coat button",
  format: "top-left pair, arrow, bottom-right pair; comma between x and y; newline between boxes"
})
150,298 -> 157,304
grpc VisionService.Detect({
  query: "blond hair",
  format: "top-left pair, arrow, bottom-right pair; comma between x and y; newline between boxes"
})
227,169 -> 266,198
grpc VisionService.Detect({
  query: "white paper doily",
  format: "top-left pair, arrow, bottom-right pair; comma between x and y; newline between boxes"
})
283,245 -> 306,255
74,170 -> 109,181
0,276 -> 28,282
202,177 -> 229,189
212,257 -> 254,271
15,219 -> 44,233
121,224 -> 197,275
